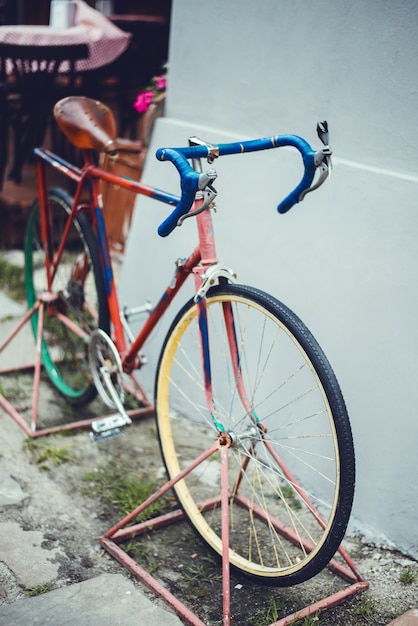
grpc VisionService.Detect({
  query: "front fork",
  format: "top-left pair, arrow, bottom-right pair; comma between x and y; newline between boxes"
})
193,266 -> 266,444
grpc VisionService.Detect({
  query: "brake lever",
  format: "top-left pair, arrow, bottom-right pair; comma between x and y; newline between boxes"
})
299,161 -> 330,201
299,121 -> 332,201
177,184 -> 218,227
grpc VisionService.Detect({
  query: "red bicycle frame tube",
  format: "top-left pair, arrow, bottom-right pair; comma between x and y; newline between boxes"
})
122,195 -> 216,373
34,147 -> 244,433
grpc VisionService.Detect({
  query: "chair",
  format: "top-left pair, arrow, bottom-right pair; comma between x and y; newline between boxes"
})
0,42 -> 89,187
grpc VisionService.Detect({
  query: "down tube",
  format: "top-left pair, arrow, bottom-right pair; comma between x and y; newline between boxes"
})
91,180 -> 126,353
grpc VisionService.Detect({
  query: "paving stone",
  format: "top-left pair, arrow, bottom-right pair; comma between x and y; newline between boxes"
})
0,572 -> 183,625
0,292 -> 26,321
0,522 -> 62,588
0,316 -> 35,370
387,609 -> 418,625
0,468 -> 27,507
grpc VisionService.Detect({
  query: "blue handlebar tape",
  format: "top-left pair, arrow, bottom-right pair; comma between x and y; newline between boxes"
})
156,149 -> 200,237
155,135 -> 317,235
277,150 -> 316,214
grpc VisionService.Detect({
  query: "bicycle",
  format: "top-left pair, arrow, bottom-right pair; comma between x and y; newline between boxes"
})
24,96 -> 355,588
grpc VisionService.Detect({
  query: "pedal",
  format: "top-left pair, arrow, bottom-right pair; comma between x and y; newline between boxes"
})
90,413 -> 132,443
90,427 -> 124,443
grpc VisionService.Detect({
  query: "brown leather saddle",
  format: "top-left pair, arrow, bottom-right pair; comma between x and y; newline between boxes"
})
53,96 -> 142,153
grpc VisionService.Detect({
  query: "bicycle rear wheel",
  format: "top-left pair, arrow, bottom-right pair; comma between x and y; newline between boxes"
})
24,187 -> 109,406
155,283 -> 355,586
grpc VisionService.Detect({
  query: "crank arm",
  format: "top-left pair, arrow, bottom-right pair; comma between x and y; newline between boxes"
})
90,366 -> 132,442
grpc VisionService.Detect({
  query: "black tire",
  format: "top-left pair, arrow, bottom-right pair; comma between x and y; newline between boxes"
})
155,283 -> 355,586
24,187 -> 110,406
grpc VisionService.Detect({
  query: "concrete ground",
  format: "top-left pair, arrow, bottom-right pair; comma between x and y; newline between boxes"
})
0,572 -> 183,626
0,287 -> 184,626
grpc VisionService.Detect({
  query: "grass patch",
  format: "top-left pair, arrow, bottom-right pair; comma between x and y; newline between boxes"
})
25,582 -> 54,597
0,254 -> 26,302
299,614 -> 320,625
123,391 -> 143,411
280,484 -> 302,511
250,595 -> 320,626
250,596 -> 283,625
0,375 -> 26,402
25,439 -> 76,470
182,554 -> 221,585
354,595 -> 376,623
399,565 -> 417,585
82,460 -> 166,521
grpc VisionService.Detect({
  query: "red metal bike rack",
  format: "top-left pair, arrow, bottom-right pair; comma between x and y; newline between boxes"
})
100,439 -> 369,626
0,300 -> 154,437
0,299 -> 368,624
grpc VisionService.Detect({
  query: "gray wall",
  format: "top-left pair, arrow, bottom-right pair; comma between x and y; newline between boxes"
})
121,0 -> 418,556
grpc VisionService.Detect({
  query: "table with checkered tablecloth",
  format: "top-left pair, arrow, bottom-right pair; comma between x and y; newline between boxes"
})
0,0 -> 132,72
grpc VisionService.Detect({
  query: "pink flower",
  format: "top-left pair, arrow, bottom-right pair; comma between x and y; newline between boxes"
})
133,72 -> 167,115
155,75 -> 167,91
133,90 -> 154,114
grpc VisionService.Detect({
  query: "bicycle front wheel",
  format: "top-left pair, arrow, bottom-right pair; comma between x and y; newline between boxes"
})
24,187 -> 110,406
155,283 -> 355,586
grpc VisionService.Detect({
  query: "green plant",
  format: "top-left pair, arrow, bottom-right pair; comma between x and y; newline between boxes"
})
1,376 -> 26,402
263,597 -> 281,624
354,595 -> 376,623
82,460 -> 164,520
0,254 -> 26,302
125,539 -> 148,561
123,539 -> 160,573
251,596 -> 286,626
25,582 -> 54,596
300,614 -> 320,625
252,597 -> 320,626
123,391 -> 142,411
286,609 -> 320,626
280,484 -> 302,510
182,555 -> 219,583
25,439 -> 76,470
399,565 -> 417,585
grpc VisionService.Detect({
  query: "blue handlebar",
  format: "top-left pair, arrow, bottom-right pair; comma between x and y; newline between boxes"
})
156,149 -> 201,237
156,134 -> 318,236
